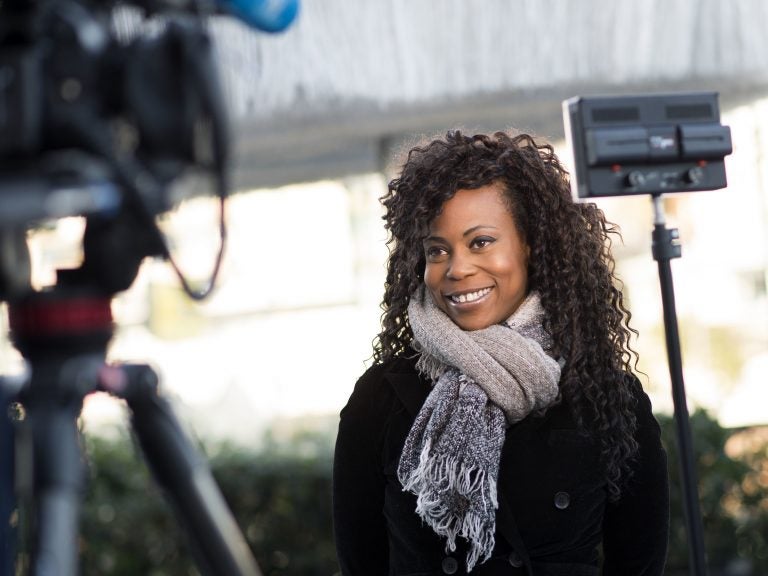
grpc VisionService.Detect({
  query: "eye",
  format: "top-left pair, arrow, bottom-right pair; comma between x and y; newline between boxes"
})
424,245 -> 448,261
471,236 -> 496,249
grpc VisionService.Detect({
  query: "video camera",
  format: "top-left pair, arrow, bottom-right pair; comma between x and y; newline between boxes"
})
1,0 -> 298,574
0,0 -> 298,301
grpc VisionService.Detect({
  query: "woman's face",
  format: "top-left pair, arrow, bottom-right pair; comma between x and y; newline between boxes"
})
422,183 -> 529,331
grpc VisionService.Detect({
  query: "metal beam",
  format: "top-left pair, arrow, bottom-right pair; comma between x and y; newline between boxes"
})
230,80 -> 768,191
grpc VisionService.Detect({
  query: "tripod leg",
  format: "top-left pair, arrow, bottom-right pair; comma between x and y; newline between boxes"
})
19,357 -> 99,576
2,378 -> 19,576
100,364 -> 262,576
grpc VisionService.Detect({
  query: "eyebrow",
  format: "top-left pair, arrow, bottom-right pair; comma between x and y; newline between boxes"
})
423,225 -> 499,243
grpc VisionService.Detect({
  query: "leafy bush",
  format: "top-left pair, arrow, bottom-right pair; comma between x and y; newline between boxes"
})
80,435 -> 192,575
210,446 -> 338,576
62,411 -> 768,575
79,428 -> 339,576
658,410 -> 768,576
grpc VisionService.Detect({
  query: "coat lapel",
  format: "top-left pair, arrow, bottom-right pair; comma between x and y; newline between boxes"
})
383,370 -> 431,418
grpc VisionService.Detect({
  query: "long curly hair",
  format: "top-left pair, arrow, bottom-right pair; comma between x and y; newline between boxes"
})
374,130 -> 640,499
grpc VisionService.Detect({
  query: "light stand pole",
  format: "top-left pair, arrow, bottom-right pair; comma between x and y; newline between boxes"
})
651,194 -> 708,576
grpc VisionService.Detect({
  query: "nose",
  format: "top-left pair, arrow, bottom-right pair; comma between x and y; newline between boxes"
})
446,249 -> 476,280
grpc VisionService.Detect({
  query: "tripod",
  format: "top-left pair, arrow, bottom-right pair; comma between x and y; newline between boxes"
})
650,194 -> 708,576
2,242 -> 261,575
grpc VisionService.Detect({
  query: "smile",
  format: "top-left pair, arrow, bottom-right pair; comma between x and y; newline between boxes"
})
448,287 -> 492,304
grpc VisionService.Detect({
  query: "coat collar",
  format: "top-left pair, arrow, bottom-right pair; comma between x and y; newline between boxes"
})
383,369 -> 431,418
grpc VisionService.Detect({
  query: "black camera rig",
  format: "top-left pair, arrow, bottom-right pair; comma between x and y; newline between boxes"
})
0,0 -> 234,300
0,0 -> 298,573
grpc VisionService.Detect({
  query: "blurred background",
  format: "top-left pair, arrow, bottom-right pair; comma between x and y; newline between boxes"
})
3,0 -> 768,574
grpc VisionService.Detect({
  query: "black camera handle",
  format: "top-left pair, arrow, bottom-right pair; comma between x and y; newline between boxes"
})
650,194 -> 708,576
7,288 -> 261,576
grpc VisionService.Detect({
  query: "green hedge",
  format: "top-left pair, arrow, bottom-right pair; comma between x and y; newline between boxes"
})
78,428 -> 339,576
659,411 -> 768,575
62,411 -> 768,575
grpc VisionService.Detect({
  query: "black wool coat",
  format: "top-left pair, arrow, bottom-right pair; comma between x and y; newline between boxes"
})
333,354 -> 669,576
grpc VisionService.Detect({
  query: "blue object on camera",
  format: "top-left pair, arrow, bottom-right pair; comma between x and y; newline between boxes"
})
221,0 -> 300,32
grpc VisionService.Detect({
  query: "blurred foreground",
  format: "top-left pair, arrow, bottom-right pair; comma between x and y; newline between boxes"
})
25,410 -> 763,576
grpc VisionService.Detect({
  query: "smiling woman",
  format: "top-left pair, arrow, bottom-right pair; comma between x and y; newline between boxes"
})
422,184 -> 529,332
332,131 -> 670,576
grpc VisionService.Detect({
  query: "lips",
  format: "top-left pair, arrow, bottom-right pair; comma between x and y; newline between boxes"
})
447,287 -> 493,304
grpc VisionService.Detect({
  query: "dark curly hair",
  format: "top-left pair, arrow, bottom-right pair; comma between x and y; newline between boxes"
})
374,130 -> 640,500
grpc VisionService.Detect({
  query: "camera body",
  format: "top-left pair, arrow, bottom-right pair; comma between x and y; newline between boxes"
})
0,0 -> 224,226
0,0 -> 232,298
563,92 -> 733,198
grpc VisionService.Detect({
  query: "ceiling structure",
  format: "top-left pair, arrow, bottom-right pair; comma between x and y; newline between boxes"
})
208,0 -> 768,190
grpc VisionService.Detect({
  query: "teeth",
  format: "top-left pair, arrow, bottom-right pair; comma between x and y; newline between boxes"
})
450,287 -> 491,303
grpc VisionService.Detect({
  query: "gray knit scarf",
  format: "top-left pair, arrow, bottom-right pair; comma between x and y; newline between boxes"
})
397,287 -> 561,572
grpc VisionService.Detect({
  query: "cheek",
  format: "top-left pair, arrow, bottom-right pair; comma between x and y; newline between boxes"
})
495,255 -> 528,289
423,263 -> 440,290
423,264 -> 448,308
510,255 -> 528,279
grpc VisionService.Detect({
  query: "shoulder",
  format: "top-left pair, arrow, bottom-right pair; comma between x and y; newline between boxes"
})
341,353 -> 424,418
337,353 -> 428,461
350,354 -> 420,395
621,372 -> 661,431
356,354 -> 420,386
618,372 -> 668,489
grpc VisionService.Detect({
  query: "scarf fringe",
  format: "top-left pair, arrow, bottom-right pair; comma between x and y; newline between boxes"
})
414,350 -> 447,383
399,440 -> 498,572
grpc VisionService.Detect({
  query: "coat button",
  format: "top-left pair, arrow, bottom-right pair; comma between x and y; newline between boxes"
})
508,551 -> 524,567
554,491 -> 571,509
441,556 -> 459,574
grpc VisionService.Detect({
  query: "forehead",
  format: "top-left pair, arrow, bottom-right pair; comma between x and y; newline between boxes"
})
428,184 -> 513,231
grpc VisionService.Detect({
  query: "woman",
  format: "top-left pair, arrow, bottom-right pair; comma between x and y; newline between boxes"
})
333,131 -> 669,576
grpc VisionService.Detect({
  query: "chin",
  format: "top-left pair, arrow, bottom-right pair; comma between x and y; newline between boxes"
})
453,316 -> 494,332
